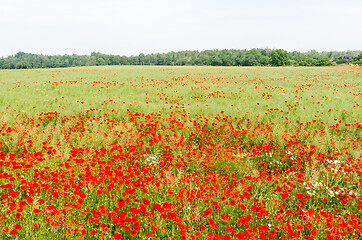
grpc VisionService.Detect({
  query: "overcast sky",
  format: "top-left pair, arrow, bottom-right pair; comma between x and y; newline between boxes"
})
1,0 -> 361,57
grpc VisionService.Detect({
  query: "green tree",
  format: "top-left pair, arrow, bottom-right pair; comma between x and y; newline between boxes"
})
156,54 -> 164,65
210,56 -> 223,66
14,52 -> 26,58
96,58 -> 106,66
258,56 -> 270,66
1,64 -> 10,69
16,62 -> 28,69
327,51 -> 333,59
138,53 -> 145,65
315,57 -> 332,66
242,54 -> 257,66
353,53 -> 362,61
270,49 -> 289,66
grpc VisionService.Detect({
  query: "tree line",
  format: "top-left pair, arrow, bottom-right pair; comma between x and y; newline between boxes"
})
1,49 -> 362,69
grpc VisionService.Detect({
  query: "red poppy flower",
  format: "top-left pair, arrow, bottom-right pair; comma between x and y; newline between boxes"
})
221,214 -> 231,222
113,233 -> 123,239
311,228 -> 318,237
281,192 -> 288,200
202,208 -> 213,218
13,224 -> 22,230
207,218 -> 218,229
296,224 -> 303,231
142,198 -> 150,205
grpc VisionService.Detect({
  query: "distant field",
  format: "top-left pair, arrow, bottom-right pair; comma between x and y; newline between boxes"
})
0,66 -> 361,239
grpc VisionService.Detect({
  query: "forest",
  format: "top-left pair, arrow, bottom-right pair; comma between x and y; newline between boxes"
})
1,48 -> 362,69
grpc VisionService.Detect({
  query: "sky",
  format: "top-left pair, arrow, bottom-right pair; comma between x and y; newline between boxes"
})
1,0 -> 361,57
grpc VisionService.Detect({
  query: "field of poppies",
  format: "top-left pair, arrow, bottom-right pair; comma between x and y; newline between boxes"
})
0,66 -> 361,239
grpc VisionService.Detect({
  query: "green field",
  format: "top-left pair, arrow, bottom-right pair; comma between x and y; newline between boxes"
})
0,66 -> 361,239
2,66 -> 360,120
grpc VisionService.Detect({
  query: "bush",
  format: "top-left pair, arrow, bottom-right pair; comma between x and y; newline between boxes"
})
315,57 -> 332,66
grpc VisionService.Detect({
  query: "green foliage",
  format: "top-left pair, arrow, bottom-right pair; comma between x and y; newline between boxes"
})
270,49 -> 289,66
354,53 -> 362,61
353,53 -> 362,65
298,61 -> 308,67
210,56 -> 223,66
315,57 -> 333,66
243,54 -> 258,66
15,62 -> 28,69
258,56 -> 270,66
0,50 -> 361,69
96,57 -> 106,66
1,64 -> 10,69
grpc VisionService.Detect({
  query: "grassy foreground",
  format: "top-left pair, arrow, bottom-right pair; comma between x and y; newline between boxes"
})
0,66 -> 361,239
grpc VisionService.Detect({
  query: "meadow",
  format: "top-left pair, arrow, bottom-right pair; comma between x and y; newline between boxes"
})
0,66 -> 361,239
